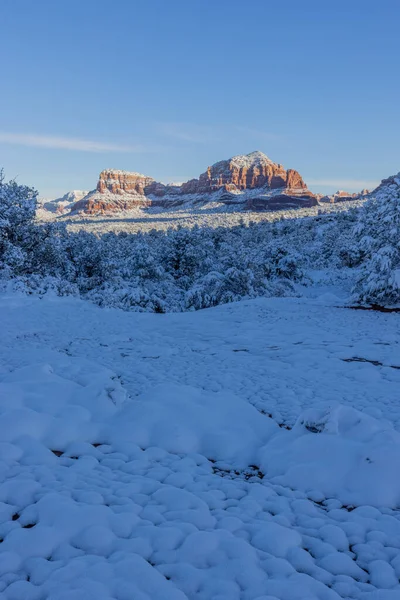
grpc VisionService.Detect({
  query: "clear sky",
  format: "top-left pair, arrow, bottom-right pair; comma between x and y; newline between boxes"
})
1,0 -> 399,198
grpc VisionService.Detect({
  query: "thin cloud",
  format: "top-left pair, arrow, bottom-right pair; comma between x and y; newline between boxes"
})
307,178 -> 379,191
0,132 -> 150,153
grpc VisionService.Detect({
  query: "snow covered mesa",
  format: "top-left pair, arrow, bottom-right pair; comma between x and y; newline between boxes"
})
69,151 -> 318,215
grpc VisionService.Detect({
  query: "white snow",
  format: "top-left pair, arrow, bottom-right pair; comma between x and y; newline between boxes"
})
1,292 -> 400,599
37,191 -> 90,217
228,150 -> 274,169
48,198 -> 367,235
101,169 -> 152,178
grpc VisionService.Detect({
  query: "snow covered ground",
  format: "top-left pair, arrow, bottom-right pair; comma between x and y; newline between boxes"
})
38,200 -> 366,235
1,290 -> 400,599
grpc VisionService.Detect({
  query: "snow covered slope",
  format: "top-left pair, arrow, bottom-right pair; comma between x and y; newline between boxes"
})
38,191 -> 90,217
1,292 -> 400,599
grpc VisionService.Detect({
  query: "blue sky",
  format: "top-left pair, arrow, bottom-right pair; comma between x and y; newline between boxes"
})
1,0 -> 399,198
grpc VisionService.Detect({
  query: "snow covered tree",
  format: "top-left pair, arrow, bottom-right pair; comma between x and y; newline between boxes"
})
0,166 -> 366,311
352,175 -> 400,306
0,170 -> 38,276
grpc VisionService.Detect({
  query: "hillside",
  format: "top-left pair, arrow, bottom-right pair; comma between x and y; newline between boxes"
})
39,191 -> 89,214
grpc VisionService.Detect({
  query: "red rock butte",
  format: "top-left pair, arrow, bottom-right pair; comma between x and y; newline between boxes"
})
72,151 -> 318,214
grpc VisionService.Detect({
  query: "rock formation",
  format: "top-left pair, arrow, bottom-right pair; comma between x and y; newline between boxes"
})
97,170 -> 155,195
179,152 -> 309,195
71,195 -> 152,215
71,151 -> 316,214
319,189 -> 370,204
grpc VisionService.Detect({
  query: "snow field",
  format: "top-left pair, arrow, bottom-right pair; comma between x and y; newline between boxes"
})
0,292 -> 400,599
56,201 -> 366,235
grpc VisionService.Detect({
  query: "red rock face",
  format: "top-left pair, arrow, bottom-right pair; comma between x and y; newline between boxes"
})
72,196 -> 151,215
97,170 -> 155,196
72,152 -> 314,214
285,169 -> 307,191
179,153 -> 308,195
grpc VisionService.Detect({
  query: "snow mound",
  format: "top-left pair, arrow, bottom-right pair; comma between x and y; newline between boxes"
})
107,383 -> 278,468
260,404 -> 400,508
1,293 -> 400,599
0,360 -> 126,451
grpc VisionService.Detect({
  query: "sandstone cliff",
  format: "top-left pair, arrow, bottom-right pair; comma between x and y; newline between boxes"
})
71,151 -> 316,214
97,170 -> 155,195
179,151 -> 308,195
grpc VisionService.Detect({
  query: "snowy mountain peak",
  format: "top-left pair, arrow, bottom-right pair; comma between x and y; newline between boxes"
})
99,169 -> 152,179
229,150 -> 274,168
59,190 -> 89,203
38,189 -> 90,214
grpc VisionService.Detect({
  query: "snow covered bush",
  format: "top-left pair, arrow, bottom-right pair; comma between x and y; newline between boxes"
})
0,168 -> 368,311
0,171 -> 71,281
261,242 -> 303,280
0,170 -> 38,276
352,175 -> 400,306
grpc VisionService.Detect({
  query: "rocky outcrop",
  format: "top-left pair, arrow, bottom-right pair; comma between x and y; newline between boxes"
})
72,195 -> 151,215
97,170 -> 155,195
71,170 -> 156,214
286,169 -> 307,190
179,152 -> 308,195
71,151 -> 315,214
319,189 -> 370,204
